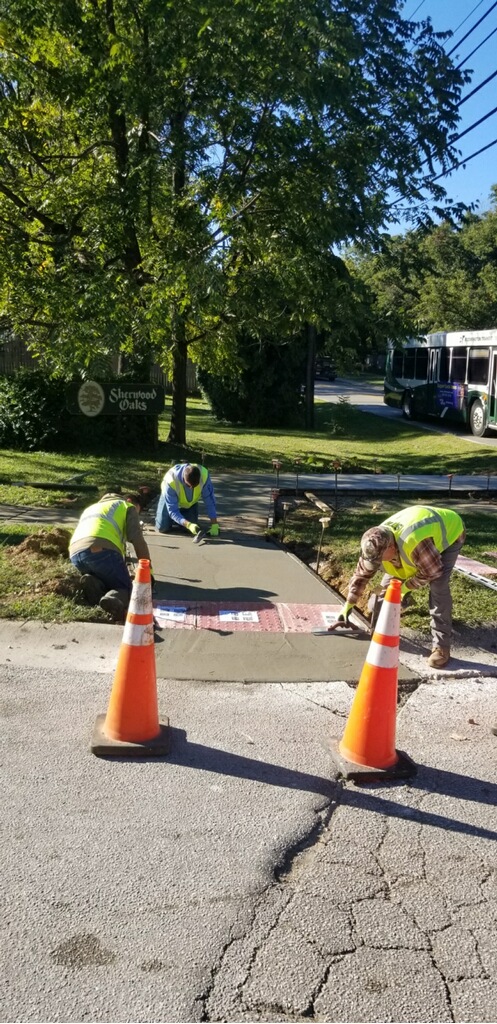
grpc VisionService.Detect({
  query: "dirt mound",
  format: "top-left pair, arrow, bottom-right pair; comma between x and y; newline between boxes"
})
15,528 -> 71,558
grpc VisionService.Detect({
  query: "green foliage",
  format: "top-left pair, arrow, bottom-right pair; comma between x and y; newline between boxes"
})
197,335 -> 305,428
0,368 -> 159,451
0,369 -> 64,449
347,188 -> 497,342
0,0 -> 470,443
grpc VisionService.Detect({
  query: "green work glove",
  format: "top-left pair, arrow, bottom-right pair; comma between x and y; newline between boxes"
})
400,582 -> 411,597
209,523 -> 220,537
337,600 -> 355,624
186,522 -> 200,536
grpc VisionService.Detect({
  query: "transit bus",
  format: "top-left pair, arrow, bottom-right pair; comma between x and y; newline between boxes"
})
383,329 -> 497,437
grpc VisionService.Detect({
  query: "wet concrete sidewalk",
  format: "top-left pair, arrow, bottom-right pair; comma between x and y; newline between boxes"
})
2,472 -> 497,682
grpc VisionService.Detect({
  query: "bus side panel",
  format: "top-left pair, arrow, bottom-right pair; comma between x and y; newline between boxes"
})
434,383 -> 467,424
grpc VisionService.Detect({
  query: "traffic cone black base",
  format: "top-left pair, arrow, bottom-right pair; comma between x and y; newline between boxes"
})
91,715 -> 170,758
330,738 -> 416,782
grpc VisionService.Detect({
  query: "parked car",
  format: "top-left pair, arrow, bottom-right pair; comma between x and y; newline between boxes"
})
315,358 -> 337,381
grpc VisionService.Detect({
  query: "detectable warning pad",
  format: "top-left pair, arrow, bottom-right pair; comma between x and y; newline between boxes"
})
196,601 -> 282,632
277,603 -> 344,632
153,602 -> 196,629
153,600 -> 350,633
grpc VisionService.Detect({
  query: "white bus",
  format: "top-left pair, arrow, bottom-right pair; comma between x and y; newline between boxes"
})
384,329 -> 497,436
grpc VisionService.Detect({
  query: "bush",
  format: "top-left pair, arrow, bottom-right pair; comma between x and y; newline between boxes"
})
0,369 -> 64,450
198,338 -> 305,428
0,369 -> 159,451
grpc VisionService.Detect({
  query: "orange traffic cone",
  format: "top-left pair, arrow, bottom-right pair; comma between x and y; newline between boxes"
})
336,579 -> 415,780
91,559 -> 169,757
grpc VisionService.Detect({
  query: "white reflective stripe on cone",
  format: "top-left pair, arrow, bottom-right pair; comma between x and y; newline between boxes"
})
375,601 -> 401,636
366,640 -> 399,670
122,621 -> 155,647
128,581 -> 153,616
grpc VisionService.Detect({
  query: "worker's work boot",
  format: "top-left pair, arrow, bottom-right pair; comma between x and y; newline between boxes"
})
81,574 -> 105,605
428,647 -> 451,669
491,723 -> 497,736
99,590 -> 127,622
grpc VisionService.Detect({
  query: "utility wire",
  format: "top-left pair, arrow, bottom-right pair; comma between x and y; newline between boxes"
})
447,0 -> 497,56
459,66 -> 497,105
405,1 -> 426,19
456,23 -> 497,69
447,0 -> 487,38
431,136 -> 497,182
390,2 -> 497,208
450,103 -> 497,144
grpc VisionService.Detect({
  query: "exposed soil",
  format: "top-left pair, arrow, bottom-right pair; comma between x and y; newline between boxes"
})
6,527 -> 84,601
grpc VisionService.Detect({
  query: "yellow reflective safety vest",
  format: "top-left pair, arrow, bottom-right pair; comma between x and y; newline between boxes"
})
380,505 -> 464,581
163,464 -> 208,508
70,498 -> 130,556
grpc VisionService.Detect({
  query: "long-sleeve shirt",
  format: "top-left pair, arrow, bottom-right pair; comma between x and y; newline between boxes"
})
347,535 -> 463,605
164,468 -> 217,527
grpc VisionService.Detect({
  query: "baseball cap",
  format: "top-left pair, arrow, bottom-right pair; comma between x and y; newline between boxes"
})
360,526 -> 393,570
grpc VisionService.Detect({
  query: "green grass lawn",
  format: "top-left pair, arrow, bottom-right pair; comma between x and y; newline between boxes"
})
277,495 -> 497,637
1,396 -> 497,630
1,398 -> 496,510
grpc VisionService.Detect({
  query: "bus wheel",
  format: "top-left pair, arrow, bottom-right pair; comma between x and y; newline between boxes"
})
469,400 -> 490,437
402,393 -> 412,419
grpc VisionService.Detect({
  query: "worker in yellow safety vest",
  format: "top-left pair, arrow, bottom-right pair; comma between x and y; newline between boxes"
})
334,505 -> 465,669
69,492 -> 152,621
155,463 -> 219,538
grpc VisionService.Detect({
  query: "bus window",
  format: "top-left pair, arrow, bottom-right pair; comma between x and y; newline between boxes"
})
403,349 -> 415,378
392,350 -> 403,378
468,347 -> 490,385
439,348 -> 449,383
415,348 -> 428,381
450,348 -> 467,383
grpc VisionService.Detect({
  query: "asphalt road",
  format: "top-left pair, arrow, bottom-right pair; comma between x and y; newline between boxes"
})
1,664 -> 496,1023
2,466 -> 497,1022
315,377 -> 497,449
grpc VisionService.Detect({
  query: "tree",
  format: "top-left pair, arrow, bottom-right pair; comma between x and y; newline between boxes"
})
0,0 -> 469,442
348,186 -> 497,341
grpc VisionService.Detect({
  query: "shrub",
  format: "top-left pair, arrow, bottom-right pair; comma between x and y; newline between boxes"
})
0,368 -> 159,451
198,337 -> 305,428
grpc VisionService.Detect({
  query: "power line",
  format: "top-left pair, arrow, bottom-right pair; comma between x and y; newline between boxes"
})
447,0 -> 487,38
447,0 -> 497,56
456,23 -> 497,69
459,67 -> 497,106
405,1 -> 426,18
431,135 -> 497,182
450,103 -> 497,144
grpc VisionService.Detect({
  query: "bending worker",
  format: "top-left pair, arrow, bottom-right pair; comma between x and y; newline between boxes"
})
335,505 -> 465,669
155,462 -> 219,538
69,492 -> 152,620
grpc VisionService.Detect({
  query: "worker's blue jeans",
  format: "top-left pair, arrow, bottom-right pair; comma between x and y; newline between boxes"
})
155,497 -> 198,533
70,548 -> 132,596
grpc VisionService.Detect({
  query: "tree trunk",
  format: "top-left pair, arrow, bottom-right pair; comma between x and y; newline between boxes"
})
167,101 -> 189,445
168,317 -> 188,444
305,322 -> 316,431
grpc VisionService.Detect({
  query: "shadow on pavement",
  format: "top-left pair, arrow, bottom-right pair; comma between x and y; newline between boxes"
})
120,729 -> 497,841
153,584 -> 278,602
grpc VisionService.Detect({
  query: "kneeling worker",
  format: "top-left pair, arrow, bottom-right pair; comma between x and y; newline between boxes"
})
70,492 -> 152,620
335,505 -> 465,668
155,462 -> 219,538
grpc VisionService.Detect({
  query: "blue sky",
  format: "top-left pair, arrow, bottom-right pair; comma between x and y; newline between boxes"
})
408,0 -> 497,215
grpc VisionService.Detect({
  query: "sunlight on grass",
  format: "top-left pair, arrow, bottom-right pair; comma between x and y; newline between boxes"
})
1,396 -> 497,511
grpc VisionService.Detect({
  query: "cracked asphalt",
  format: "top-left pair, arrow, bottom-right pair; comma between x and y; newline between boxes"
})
1,477 -> 497,1022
